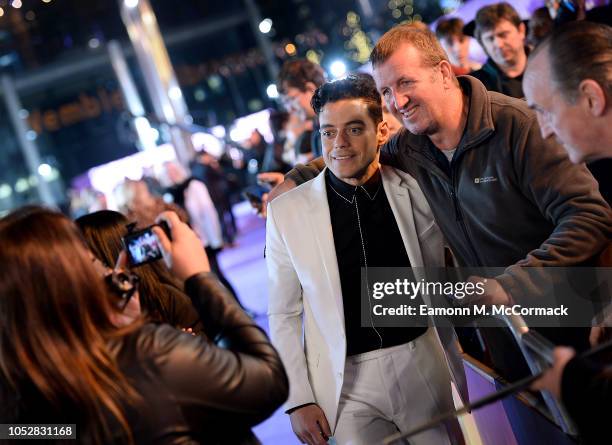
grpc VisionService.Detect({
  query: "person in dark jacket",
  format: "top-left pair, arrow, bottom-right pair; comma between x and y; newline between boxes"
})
469,2 -> 528,99
0,207 -> 288,444
527,21 -> 612,444
191,151 -> 238,244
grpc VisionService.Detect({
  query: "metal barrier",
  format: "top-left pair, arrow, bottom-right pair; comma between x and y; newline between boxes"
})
491,312 -> 578,436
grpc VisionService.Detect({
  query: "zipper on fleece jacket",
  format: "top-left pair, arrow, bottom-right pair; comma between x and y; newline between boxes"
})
450,162 -> 484,267
408,147 -> 484,267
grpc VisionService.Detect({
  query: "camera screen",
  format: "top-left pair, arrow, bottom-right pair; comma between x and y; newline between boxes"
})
124,229 -> 163,266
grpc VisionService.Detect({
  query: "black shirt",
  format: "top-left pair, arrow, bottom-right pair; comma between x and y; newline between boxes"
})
325,169 -> 427,356
470,58 -> 524,99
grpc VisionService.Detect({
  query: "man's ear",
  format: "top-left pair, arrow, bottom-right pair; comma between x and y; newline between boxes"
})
518,22 -> 526,40
579,79 -> 607,117
377,120 -> 390,147
439,60 -> 455,88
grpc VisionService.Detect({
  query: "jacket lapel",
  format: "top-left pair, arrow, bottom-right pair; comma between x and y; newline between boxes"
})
306,171 -> 346,333
381,165 -> 425,268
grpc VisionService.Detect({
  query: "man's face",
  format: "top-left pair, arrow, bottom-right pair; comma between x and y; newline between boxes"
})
281,83 -> 317,120
320,98 -> 387,185
440,35 -> 470,67
480,19 -> 526,69
373,43 -> 446,136
523,50 -> 594,163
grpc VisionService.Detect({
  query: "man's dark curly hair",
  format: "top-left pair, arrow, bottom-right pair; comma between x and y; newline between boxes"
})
310,73 -> 383,125
277,59 -> 326,94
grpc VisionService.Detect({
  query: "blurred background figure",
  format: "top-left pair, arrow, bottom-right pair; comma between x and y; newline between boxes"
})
471,2 -> 528,98
436,17 -> 482,75
191,151 -> 238,245
278,59 -> 327,160
164,161 -> 247,311
119,178 -> 187,225
261,110 -> 293,174
382,104 -> 404,137
527,7 -> 554,48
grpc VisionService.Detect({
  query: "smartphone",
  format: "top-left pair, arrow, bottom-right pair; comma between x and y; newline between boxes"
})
122,221 -> 171,267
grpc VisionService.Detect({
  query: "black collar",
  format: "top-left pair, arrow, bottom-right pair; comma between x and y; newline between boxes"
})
326,168 -> 381,201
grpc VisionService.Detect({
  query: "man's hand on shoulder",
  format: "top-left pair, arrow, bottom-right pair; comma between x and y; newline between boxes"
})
289,404 -> 332,445
266,178 -> 297,206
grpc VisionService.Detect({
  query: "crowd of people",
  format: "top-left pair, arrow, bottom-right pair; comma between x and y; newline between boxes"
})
0,1 -> 611,444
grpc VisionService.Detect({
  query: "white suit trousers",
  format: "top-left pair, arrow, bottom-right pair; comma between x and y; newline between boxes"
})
333,328 -> 463,445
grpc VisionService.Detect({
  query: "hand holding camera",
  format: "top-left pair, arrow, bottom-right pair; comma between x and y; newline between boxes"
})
122,221 -> 171,267
153,211 -> 211,281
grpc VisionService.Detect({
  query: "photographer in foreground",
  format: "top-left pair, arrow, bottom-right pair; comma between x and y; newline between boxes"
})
0,207 -> 288,444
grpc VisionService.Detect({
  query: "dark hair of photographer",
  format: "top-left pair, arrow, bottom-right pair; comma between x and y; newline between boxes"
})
0,207 -> 288,444
76,210 -> 203,333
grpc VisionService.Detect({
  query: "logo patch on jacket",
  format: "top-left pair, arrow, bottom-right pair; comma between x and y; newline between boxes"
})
474,176 -> 498,184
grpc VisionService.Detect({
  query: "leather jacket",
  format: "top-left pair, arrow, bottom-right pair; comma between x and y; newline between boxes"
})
110,272 -> 289,444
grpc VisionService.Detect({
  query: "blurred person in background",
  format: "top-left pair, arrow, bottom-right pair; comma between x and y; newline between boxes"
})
191,151 -> 238,245
435,17 -> 482,75
68,187 -> 108,218
241,129 -> 268,171
525,21 -> 612,444
165,161 -> 245,310
527,7 -> 554,48
76,209 -> 204,334
261,110 -> 293,174
547,0 -> 611,25
471,2 -> 528,98
278,59 -> 327,160
0,207 -> 288,444
120,178 -> 188,225
382,103 -> 404,137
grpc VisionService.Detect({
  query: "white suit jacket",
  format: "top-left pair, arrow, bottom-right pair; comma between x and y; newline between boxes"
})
265,165 -> 468,430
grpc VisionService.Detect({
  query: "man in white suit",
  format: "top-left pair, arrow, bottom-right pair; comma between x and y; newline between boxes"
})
266,75 -> 465,445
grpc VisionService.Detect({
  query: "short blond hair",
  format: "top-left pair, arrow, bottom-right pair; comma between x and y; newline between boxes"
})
370,24 -> 450,68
